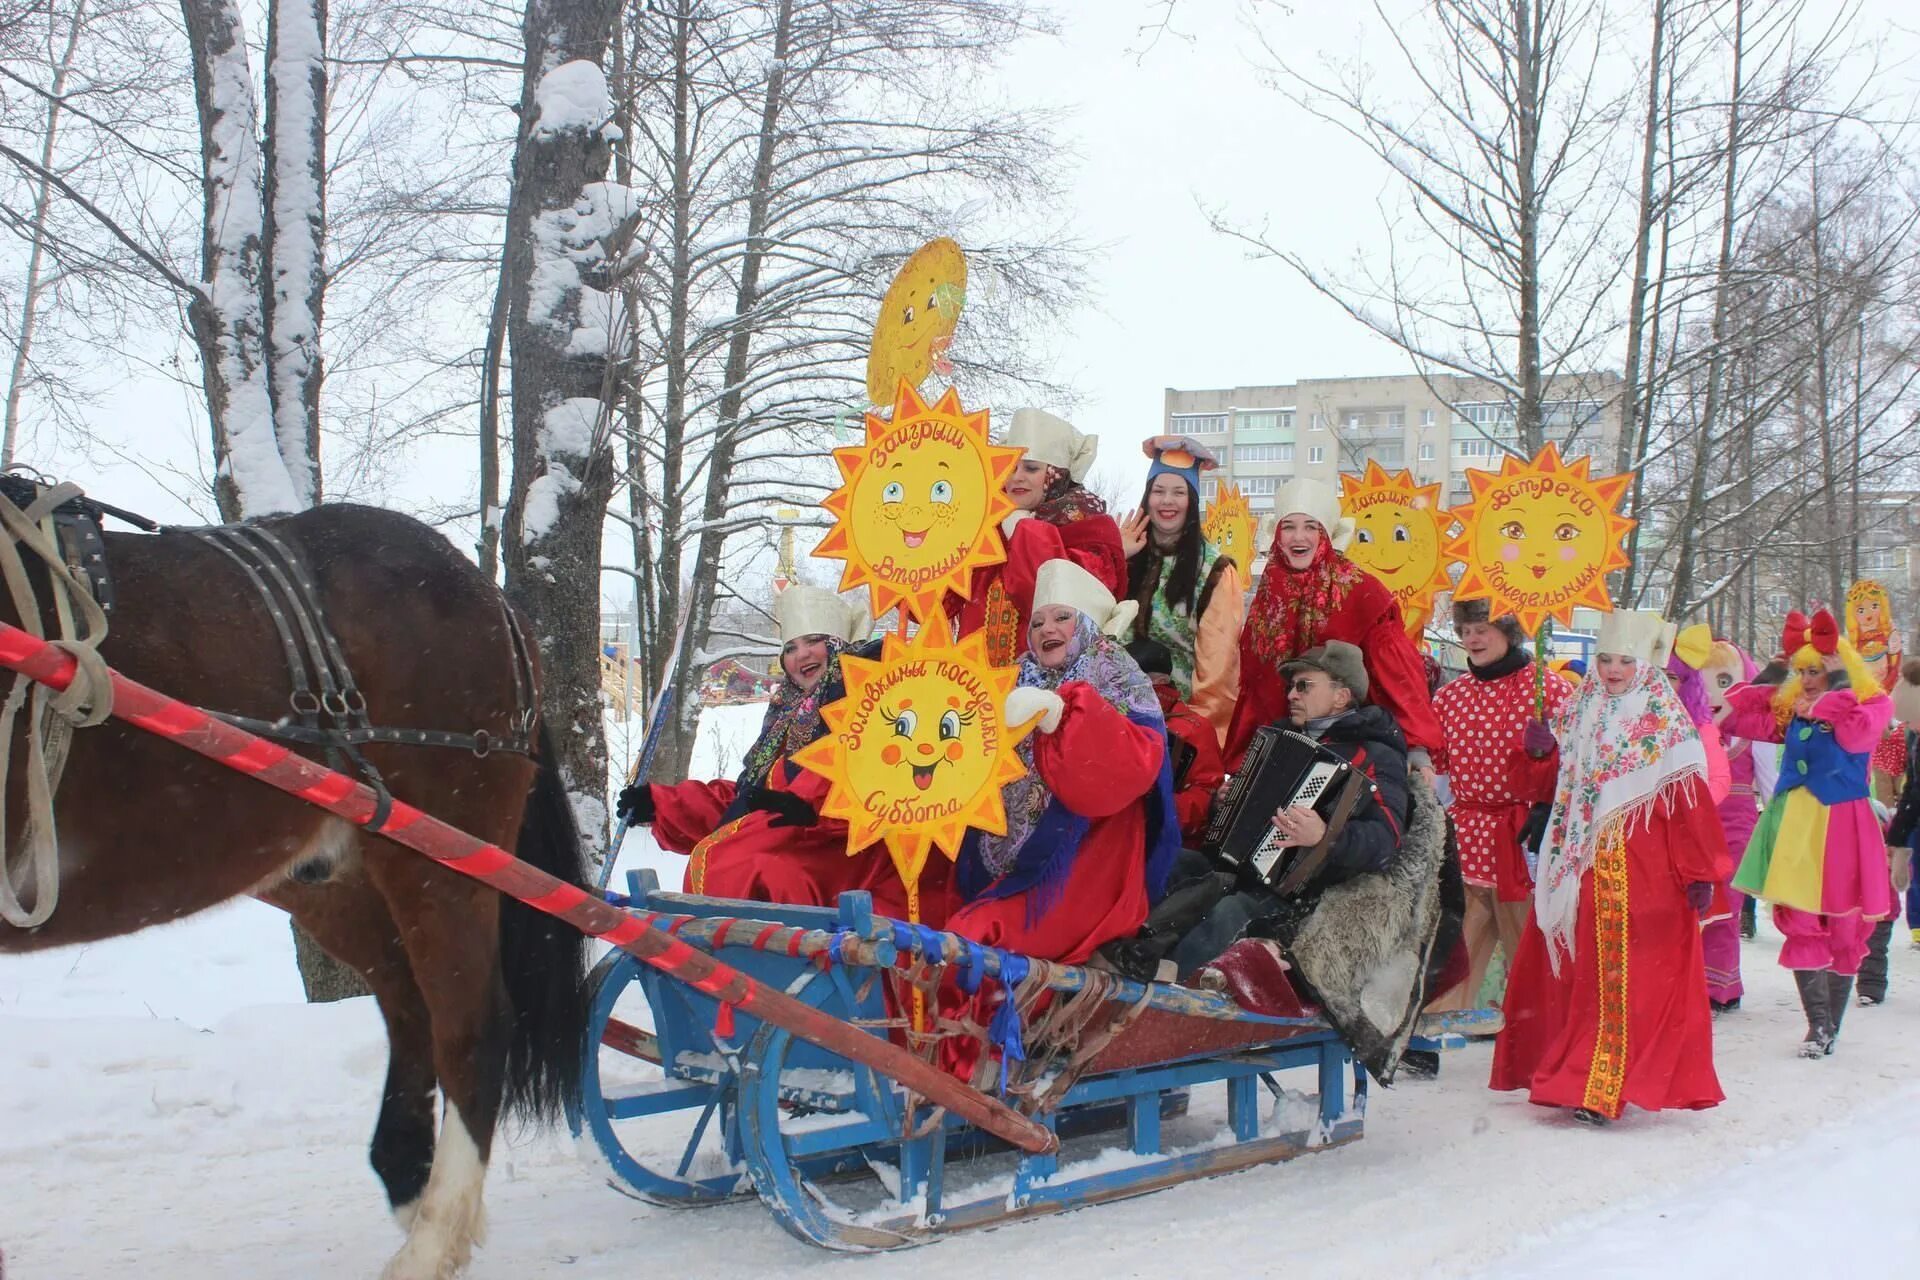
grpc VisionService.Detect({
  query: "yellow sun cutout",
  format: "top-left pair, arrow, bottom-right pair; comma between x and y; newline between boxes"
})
814,383 -> 1020,624
793,613 -> 1032,897
866,238 -> 968,405
1445,443 -> 1635,633
1340,461 -> 1461,636
1202,481 -> 1257,575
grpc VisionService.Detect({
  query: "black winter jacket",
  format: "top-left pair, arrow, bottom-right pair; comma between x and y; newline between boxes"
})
1305,703 -> 1410,888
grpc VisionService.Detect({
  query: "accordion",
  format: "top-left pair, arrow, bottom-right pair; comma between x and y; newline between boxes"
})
1202,726 -> 1365,895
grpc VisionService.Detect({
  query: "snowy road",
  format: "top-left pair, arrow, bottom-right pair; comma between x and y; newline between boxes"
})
4,896 -> 1918,1279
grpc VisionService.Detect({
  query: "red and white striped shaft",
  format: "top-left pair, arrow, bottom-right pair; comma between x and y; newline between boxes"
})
0,621 -> 1054,1155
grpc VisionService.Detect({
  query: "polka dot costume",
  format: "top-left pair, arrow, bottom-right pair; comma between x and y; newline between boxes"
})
1434,663 -> 1574,895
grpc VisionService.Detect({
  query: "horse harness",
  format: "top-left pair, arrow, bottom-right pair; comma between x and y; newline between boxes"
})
189,522 -> 539,833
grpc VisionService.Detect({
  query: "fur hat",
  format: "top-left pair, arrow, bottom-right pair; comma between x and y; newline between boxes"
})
773,584 -> 871,646
1282,640 -> 1370,702
1004,408 -> 1098,482
1595,609 -> 1669,665
1451,597 -> 1527,650
1277,477 -> 1355,552
1032,557 -> 1138,639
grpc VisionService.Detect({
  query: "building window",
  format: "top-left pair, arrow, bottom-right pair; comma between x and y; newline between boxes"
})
1278,410 -> 1296,430
1235,443 -> 1291,463
1236,411 -> 1281,432
1241,477 -> 1279,496
1419,442 -> 1435,461
1383,410 -> 1405,429
1311,413 -> 1326,431
1171,413 -> 1228,435
1450,481 -> 1471,505
1645,587 -> 1668,608
1307,446 -> 1325,464
1200,478 -> 1219,500
1421,409 -> 1435,427
1766,591 -> 1792,615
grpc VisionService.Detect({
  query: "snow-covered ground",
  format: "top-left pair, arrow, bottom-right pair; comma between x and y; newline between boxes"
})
5,700 -> 1918,1278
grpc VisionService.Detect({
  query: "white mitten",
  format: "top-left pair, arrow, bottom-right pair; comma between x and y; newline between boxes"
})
1005,686 -> 1065,734
1000,509 -> 1033,540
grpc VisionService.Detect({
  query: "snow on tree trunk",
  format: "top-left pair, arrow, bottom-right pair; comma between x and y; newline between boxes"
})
261,0 -> 327,506
501,0 -> 628,862
180,0 -> 300,522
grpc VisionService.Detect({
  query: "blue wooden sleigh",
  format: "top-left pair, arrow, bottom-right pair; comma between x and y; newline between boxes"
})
575,869 -> 1493,1250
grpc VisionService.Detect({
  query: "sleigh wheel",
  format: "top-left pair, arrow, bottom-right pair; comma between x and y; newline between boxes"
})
738,965 -> 941,1251
578,948 -> 750,1205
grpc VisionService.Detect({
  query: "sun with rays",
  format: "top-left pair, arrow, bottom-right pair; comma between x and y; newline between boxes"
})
793,613 -> 1031,902
1339,461 -> 1461,635
1202,480 -> 1257,575
812,383 -> 1020,624
1445,443 -> 1635,633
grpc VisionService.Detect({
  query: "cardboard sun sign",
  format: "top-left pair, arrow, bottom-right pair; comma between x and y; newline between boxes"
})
866,238 -> 968,406
793,615 -> 1032,901
813,383 -> 1020,625
1446,443 -> 1635,632
1339,461 -> 1462,636
1202,481 -> 1258,577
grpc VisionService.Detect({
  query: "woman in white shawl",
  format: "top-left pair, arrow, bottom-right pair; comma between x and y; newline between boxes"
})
1490,610 -> 1732,1126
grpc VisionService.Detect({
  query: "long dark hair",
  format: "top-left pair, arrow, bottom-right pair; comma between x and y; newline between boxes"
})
1127,476 -> 1204,641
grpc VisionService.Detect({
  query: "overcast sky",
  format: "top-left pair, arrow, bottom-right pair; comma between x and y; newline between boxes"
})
64,0 -> 1920,603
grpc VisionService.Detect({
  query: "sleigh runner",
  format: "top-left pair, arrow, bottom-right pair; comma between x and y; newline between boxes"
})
578,865 -> 1491,1248
0,515 -> 1488,1259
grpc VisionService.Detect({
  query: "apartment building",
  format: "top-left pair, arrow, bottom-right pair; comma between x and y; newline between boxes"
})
1163,372 -> 1626,556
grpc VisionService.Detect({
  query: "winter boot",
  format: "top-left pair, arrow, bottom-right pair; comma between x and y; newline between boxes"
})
1824,972 -> 1854,1051
1794,969 -> 1833,1058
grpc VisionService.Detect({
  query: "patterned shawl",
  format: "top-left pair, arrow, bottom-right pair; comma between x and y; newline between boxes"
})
1536,659 -> 1708,972
734,636 -> 853,795
961,613 -> 1176,913
1033,467 -> 1109,524
1245,531 -> 1368,668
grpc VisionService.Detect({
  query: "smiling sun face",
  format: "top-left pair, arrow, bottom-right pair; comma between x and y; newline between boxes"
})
1340,462 -> 1458,634
1202,482 -> 1257,574
815,384 -> 1019,623
866,238 -> 968,405
1445,443 -> 1635,632
794,615 -> 1030,895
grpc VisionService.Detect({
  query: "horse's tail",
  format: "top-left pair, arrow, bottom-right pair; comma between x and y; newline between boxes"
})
499,720 -> 591,1123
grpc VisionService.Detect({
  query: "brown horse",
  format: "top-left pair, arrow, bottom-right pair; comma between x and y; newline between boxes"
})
0,502 -> 589,1280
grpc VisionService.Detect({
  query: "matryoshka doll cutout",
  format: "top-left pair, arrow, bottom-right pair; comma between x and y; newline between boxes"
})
866,237 -> 968,407
1845,579 -> 1900,690
793,615 -> 1032,918
813,383 -> 1021,624
1202,481 -> 1257,580
1446,443 -> 1635,632
1339,461 -> 1461,636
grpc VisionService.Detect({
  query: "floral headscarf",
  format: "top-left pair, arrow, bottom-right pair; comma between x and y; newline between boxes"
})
735,636 -> 853,795
973,612 -> 1161,883
1033,466 -> 1109,524
1536,658 -> 1708,971
1245,529 -> 1367,668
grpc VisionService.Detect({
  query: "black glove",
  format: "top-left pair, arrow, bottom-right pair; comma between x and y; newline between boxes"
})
1519,802 -> 1551,854
745,787 -> 818,830
616,782 -> 654,826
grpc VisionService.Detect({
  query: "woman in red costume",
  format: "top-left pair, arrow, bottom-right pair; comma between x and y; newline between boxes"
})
948,558 -> 1181,963
1223,477 -> 1444,774
1491,610 -> 1730,1126
616,585 -> 950,923
951,408 -> 1126,667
